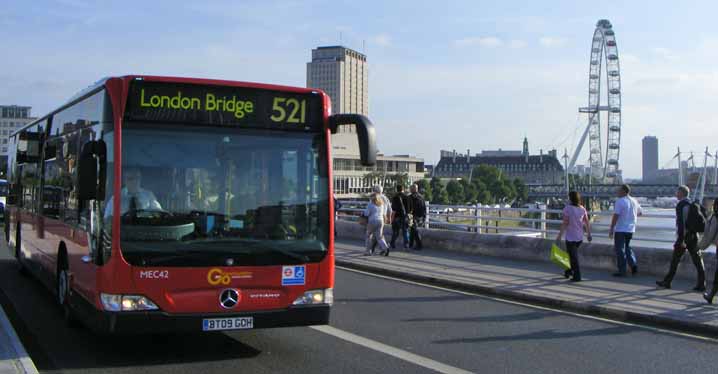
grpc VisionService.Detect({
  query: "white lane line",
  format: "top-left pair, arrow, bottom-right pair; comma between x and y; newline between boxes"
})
310,325 -> 474,374
337,265 -> 718,344
0,303 -> 39,374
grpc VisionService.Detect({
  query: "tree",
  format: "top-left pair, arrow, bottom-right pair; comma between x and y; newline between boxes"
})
513,178 -> 528,202
461,179 -> 478,203
429,177 -> 445,204
435,188 -> 450,205
446,180 -> 465,204
415,179 -> 432,202
387,173 -> 409,190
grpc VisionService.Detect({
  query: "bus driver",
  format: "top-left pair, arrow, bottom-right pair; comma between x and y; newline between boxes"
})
104,168 -> 163,217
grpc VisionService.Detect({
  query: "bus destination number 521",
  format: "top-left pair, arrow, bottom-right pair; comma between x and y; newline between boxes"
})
270,98 -> 307,124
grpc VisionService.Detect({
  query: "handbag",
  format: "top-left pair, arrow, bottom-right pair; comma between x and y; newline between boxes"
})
550,243 -> 571,270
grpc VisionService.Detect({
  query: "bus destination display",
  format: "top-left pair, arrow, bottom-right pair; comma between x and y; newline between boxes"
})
125,81 -> 323,131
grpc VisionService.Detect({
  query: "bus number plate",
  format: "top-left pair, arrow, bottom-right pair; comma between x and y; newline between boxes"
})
202,317 -> 254,331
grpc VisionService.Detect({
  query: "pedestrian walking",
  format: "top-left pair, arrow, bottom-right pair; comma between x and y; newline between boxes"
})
555,191 -> 592,282
657,185 -> 707,291
408,184 -> 426,250
701,199 -> 718,303
333,194 -> 342,238
608,184 -> 642,277
390,185 -> 411,249
363,190 -> 390,256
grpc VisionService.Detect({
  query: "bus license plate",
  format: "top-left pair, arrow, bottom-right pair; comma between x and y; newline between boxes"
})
202,317 -> 254,331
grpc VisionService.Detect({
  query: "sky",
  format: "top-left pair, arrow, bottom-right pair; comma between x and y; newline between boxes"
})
2,0 -> 718,179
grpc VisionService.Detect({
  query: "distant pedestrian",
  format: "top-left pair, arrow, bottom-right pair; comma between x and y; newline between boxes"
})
556,191 -> 592,282
369,185 -> 392,255
608,184 -> 642,277
363,190 -> 390,256
390,185 -> 411,249
408,184 -> 426,250
701,199 -> 718,303
657,185 -> 707,291
333,194 -> 342,238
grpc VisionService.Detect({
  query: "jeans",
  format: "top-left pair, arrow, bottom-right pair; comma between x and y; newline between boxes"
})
366,220 -> 388,253
565,240 -> 583,280
614,232 -> 636,274
662,232 -> 705,287
390,216 -> 410,248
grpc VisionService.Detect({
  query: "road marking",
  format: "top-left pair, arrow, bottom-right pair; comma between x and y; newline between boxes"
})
311,325 -> 474,374
337,266 -> 718,344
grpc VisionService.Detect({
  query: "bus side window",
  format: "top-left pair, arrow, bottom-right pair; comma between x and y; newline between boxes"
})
41,137 -> 64,220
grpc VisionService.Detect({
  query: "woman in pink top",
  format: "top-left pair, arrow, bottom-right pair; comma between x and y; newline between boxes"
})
556,191 -> 593,282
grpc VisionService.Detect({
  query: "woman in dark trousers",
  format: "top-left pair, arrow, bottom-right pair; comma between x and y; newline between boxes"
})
702,199 -> 718,303
555,191 -> 592,282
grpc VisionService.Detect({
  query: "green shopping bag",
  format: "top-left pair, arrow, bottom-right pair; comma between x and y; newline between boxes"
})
550,243 -> 571,270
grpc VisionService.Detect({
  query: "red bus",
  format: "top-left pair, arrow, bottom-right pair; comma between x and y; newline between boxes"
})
5,75 -> 376,333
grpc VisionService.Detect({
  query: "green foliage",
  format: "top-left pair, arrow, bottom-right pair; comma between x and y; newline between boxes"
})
414,179 -> 432,202
446,180 -> 465,204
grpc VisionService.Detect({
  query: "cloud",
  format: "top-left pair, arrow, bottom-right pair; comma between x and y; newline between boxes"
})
372,34 -> 391,47
508,40 -> 527,49
454,36 -> 503,48
539,36 -> 567,48
652,47 -> 679,61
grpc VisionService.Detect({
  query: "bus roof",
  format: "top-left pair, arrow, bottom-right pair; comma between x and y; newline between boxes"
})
13,75 -> 327,137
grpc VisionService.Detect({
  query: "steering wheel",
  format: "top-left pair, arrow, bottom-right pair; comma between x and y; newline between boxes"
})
122,209 -> 173,220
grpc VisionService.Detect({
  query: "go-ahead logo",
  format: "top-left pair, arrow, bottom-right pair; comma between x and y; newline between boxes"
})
207,268 -> 252,286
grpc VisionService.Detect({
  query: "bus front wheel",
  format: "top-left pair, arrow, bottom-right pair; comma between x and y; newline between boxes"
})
57,256 -> 79,327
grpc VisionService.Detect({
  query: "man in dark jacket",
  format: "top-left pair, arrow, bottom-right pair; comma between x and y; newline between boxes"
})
408,184 -> 426,250
657,185 -> 706,291
390,185 -> 411,249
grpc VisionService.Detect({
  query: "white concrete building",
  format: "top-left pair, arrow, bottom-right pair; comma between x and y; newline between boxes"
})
1,105 -> 35,170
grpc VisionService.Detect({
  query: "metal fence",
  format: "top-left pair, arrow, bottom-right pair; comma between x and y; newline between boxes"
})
337,200 -> 681,248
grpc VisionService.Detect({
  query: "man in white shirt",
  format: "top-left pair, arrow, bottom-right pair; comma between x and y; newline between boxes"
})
104,168 -> 162,218
609,184 -> 642,277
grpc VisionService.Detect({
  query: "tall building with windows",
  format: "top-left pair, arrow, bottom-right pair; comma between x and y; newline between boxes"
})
306,46 -> 424,198
642,136 -> 659,182
307,46 -> 368,117
0,105 -> 35,172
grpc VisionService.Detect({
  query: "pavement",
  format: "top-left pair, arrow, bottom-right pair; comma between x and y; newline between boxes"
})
335,238 -> 718,338
1,238 -> 717,373
0,284 -> 37,374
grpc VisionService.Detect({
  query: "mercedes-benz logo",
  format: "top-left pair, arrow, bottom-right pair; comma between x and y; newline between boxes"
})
219,288 -> 240,309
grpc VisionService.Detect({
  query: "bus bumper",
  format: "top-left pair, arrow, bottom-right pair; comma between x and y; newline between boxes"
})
79,300 -> 331,334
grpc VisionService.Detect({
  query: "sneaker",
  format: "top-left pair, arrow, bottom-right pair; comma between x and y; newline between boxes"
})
570,278 -> 582,282
383,249 -> 390,257
564,269 -> 572,279
656,280 -> 671,289
704,292 -> 714,304
612,272 -> 626,277
631,266 -> 638,275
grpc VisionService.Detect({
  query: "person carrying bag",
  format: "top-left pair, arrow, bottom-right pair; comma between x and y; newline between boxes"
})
555,191 -> 592,282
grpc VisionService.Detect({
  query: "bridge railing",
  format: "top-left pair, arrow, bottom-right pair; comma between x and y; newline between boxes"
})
338,200 -> 686,249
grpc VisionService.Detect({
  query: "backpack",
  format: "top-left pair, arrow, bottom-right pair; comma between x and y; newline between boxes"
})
686,201 -> 707,233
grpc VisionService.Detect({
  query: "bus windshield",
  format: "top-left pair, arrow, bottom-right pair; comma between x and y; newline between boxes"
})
109,124 -> 329,267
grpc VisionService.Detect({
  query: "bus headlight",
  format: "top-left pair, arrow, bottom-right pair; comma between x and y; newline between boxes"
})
292,288 -> 333,306
101,293 -> 159,311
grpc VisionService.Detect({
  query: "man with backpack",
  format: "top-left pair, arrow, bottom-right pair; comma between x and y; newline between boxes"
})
390,185 -> 411,249
408,184 -> 426,250
657,185 -> 707,291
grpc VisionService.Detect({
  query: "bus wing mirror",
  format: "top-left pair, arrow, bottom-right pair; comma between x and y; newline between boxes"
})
77,142 -> 99,200
329,114 -> 377,166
